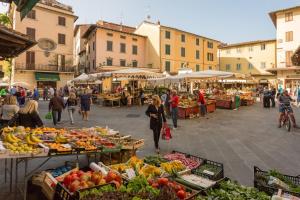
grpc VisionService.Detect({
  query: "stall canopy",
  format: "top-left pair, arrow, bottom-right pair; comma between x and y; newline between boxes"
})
72,73 -> 98,83
0,25 -> 36,59
35,72 -> 60,81
1,0 -> 39,20
111,68 -> 163,79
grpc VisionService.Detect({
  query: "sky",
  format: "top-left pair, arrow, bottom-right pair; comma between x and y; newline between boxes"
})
1,0 -> 300,43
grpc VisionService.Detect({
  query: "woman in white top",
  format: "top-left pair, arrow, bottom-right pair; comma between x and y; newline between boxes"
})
1,95 -> 19,126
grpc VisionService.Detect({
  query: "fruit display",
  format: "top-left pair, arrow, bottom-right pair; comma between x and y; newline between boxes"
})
161,160 -> 186,174
179,98 -> 197,108
74,141 -> 97,151
175,174 -> 216,190
164,152 -> 202,169
46,143 -> 72,152
144,155 -> 168,167
139,164 -> 162,179
110,163 -> 131,173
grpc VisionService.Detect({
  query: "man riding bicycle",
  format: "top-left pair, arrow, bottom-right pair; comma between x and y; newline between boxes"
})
278,90 -> 297,128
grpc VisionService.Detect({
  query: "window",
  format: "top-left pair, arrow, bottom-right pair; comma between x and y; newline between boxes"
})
196,64 -> 200,71
196,38 -> 200,46
196,50 -> 200,59
58,16 -> 66,26
260,62 -> 266,69
285,31 -> 293,42
285,12 -> 293,22
181,63 -> 185,68
261,44 -> 266,50
165,44 -> 171,55
181,47 -> 185,57
165,31 -> 171,39
107,33 -> 113,37
181,34 -> 185,42
207,53 -> 214,61
26,51 -> 35,69
60,55 -> 65,67
27,10 -> 36,19
226,64 -> 231,71
208,66 -> 212,70
236,63 -> 241,71
132,45 -> 138,55
207,41 -> 213,48
93,42 -> 95,51
132,38 -> 137,41
120,59 -> 126,67
248,46 -> 253,52
107,41 -> 113,51
286,51 -> 293,67
236,48 -> 242,53
132,60 -> 138,67
165,61 -> 171,72
248,63 -> 253,69
120,35 -> 126,39
93,59 -> 96,69
26,27 -> 35,40
120,43 -> 126,53
106,58 -> 113,66
226,49 -> 231,54
58,33 -> 66,44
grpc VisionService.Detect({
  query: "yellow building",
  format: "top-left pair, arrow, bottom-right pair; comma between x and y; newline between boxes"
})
135,21 -> 220,74
219,40 -> 276,84
10,0 -> 77,89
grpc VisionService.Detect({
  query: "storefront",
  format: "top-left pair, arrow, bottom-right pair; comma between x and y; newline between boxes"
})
35,72 -> 60,89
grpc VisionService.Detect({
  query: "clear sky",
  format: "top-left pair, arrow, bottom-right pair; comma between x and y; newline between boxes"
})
1,0 -> 300,43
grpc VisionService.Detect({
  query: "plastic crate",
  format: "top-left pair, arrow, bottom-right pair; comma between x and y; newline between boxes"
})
254,166 -> 300,197
192,159 -> 224,181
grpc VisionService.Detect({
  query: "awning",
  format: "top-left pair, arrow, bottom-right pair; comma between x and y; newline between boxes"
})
35,72 -> 60,81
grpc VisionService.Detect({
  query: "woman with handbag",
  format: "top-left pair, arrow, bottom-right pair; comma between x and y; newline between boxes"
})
145,95 -> 167,154
65,92 -> 78,124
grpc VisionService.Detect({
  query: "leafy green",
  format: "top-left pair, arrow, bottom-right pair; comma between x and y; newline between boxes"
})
268,170 -> 300,193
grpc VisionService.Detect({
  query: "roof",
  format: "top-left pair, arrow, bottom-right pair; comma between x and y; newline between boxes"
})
96,20 -> 136,34
0,25 -> 37,59
269,6 -> 300,27
138,21 -> 221,43
220,39 -> 276,49
39,0 -> 73,12
82,24 -> 147,39
267,67 -> 300,72
74,24 -> 92,37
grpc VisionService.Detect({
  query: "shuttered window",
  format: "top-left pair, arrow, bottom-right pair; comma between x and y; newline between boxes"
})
58,16 -> 66,26
58,33 -> 66,44
26,27 -> 35,40
26,51 -> 35,69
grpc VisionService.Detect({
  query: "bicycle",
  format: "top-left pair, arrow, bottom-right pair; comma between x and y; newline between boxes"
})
279,104 -> 292,132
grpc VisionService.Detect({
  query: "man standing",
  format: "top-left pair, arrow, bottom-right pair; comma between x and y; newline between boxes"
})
169,90 -> 179,129
198,90 -> 206,117
49,92 -> 64,125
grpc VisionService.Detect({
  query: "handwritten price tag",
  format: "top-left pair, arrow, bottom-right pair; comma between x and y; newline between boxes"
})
125,168 -> 136,180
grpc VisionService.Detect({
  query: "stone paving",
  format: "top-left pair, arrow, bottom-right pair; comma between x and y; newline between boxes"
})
1,100 -> 300,199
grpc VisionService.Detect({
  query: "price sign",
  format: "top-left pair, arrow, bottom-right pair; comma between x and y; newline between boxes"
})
125,168 -> 136,180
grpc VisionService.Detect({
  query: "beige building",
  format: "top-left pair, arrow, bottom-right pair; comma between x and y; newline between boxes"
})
220,40 -> 276,84
268,6 -> 300,91
10,0 -> 77,89
135,21 -> 220,74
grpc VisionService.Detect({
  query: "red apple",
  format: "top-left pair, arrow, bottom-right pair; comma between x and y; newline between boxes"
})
69,180 -> 80,193
77,170 -> 85,177
79,181 -> 89,189
91,172 -> 102,184
105,171 -> 117,183
63,175 -> 73,187
80,174 -> 90,182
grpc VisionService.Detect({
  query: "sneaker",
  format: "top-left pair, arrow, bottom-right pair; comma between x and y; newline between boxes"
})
155,148 -> 160,154
173,127 -> 177,130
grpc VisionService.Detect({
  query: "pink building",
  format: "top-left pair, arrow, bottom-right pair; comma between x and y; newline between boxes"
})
82,21 -> 147,73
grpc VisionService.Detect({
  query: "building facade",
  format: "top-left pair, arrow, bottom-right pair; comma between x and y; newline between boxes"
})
135,21 -> 220,74
74,24 -> 90,75
219,40 -> 276,84
82,21 -> 147,74
268,6 -> 300,90
10,0 -> 77,89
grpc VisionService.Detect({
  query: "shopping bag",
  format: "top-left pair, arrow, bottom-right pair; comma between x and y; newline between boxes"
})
45,112 -> 52,120
162,123 -> 172,140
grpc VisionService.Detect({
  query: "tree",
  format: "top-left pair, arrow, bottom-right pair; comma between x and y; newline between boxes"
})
0,13 -> 12,26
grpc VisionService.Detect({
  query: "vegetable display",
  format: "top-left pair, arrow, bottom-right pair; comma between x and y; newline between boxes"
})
144,155 -> 168,167
164,152 -> 202,169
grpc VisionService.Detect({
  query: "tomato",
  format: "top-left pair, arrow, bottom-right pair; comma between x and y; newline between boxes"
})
148,179 -> 154,185
167,182 -> 175,189
151,182 -> 159,188
177,190 -> 186,199
157,178 -> 169,186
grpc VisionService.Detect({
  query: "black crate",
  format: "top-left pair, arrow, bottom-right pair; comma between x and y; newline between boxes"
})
254,166 -> 300,197
192,159 -> 224,181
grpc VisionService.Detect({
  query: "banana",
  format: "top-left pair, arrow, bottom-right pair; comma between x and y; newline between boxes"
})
10,134 -> 21,142
25,134 -> 37,145
5,134 -> 17,143
55,134 -> 68,143
30,134 -> 42,143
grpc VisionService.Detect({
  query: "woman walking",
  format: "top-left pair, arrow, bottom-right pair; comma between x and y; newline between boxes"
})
65,92 -> 78,124
80,89 -> 92,121
146,95 -> 166,154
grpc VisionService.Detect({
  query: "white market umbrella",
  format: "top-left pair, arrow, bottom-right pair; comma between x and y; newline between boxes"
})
12,82 -> 30,88
112,68 -> 163,79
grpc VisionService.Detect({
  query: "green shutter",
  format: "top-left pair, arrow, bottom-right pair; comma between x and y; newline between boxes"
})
16,0 -> 40,20
35,72 -> 60,81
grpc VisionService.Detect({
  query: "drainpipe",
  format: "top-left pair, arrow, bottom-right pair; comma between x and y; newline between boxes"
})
202,39 -> 205,71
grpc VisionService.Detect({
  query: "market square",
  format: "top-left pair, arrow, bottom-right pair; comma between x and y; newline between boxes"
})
0,0 -> 300,199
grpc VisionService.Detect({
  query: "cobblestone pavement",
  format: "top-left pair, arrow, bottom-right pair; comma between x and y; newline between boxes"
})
1,100 -> 300,199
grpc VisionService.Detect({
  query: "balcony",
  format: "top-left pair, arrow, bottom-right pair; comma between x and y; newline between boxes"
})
15,63 -> 75,73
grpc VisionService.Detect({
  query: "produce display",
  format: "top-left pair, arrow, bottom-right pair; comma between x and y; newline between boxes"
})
49,165 -> 73,178
164,152 -> 202,169
144,155 -> 168,167
192,162 -> 223,180
175,174 -> 216,190
197,179 -> 270,200
161,160 -> 186,174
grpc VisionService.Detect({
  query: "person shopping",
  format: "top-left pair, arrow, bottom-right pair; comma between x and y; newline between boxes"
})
80,89 -> 92,121
10,100 -> 43,128
49,92 -> 64,125
0,95 -> 19,127
169,90 -> 179,129
197,90 -> 206,117
145,95 -> 166,154
65,92 -> 78,124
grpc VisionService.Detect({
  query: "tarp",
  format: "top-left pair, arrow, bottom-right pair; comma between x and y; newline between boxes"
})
72,73 -> 98,83
35,72 -> 60,81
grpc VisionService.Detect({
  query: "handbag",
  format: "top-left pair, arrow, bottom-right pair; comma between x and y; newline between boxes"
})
162,123 -> 172,140
8,113 -> 19,127
45,112 -> 52,120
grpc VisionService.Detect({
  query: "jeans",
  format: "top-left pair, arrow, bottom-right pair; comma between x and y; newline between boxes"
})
52,110 -> 62,125
152,126 -> 161,149
171,107 -> 178,128
271,96 -> 275,107
68,106 -> 76,123
200,104 -> 206,116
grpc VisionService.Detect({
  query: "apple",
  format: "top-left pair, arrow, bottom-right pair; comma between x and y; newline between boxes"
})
105,171 -> 117,183
80,174 -> 90,182
69,180 -> 80,193
87,181 -> 95,187
79,181 -> 89,189
71,174 -> 80,182
63,175 -> 73,187
111,180 -> 120,189
77,170 -> 85,177
91,172 -> 102,184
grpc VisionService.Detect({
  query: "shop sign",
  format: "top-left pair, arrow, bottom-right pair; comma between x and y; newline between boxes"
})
259,79 -> 268,83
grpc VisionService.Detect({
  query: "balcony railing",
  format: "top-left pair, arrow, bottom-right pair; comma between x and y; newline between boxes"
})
15,63 -> 75,72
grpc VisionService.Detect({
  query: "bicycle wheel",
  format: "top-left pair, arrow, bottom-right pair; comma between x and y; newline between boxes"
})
285,116 -> 291,132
